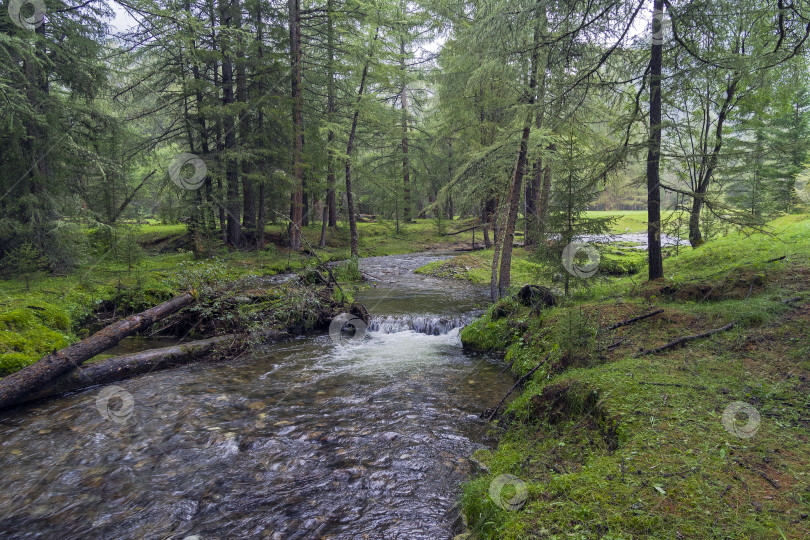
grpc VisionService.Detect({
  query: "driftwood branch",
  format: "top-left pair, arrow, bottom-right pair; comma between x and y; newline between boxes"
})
606,309 -> 664,331
0,293 -> 195,410
635,322 -> 735,357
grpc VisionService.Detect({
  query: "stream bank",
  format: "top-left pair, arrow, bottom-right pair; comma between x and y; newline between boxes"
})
454,221 -> 810,539
0,251 -> 515,539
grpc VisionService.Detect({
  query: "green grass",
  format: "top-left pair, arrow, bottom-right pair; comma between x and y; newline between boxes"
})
457,213 -> 810,539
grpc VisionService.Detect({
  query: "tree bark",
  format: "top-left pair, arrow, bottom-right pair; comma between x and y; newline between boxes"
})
0,293 -> 195,410
646,0 -> 665,279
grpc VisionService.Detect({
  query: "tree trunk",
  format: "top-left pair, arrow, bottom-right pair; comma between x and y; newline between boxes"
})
325,0 -> 337,228
524,157 -> 541,247
646,0 -> 665,279
483,199 -> 494,248
448,138 -> 454,219
688,77 -> 738,247
221,0 -> 241,246
0,293 -> 195,410
254,2 -> 266,250
688,195 -> 703,246
212,18 -> 227,243
288,0 -> 304,250
497,21 -> 540,298
400,38 -> 412,223
346,28 -> 379,257
536,148 -> 553,242
490,205 -> 502,302
237,0 -> 255,247
319,205 -> 328,247
497,144 -> 529,298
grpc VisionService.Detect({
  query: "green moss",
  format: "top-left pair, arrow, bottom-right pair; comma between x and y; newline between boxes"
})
597,247 -> 647,275
460,312 -> 516,352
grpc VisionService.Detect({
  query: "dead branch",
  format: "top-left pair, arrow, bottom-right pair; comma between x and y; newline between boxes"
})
606,309 -> 664,331
635,322 -> 736,357
484,353 -> 552,421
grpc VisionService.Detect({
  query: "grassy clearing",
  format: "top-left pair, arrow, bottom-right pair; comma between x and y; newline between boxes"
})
457,214 -> 810,539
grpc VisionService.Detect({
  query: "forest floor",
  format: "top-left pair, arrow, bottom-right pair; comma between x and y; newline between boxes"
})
449,214 -> 810,539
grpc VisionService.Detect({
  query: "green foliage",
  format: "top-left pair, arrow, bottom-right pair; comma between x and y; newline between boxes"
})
331,256 -> 361,282
170,259 -> 235,294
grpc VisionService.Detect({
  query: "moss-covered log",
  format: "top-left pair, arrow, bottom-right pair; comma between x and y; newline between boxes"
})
0,292 -> 195,410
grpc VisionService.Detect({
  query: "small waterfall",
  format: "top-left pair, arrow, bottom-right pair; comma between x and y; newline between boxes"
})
367,315 -> 470,335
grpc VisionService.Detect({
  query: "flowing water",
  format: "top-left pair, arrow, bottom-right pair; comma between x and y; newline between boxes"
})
0,253 -> 513,539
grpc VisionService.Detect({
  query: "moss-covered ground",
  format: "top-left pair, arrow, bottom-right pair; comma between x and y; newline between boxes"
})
455,214 -> 810,539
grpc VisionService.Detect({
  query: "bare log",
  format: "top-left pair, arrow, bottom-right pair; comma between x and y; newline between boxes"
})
20,335 -> 238,406
0,292 -> 195,410
444,225 -> 478,236
635,322 -> 735,357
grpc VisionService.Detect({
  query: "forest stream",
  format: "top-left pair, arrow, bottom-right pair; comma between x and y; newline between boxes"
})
0,252 -> 514,539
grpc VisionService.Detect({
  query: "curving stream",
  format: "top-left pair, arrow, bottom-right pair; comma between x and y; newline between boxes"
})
0,253 -> 513,539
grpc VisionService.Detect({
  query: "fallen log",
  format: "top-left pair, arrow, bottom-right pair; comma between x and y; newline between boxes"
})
0,292 -> 195,410
18,335 -> 239,406
635,322 -> 735,357
444,225 -> 478,236
606,309 -> 664,331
